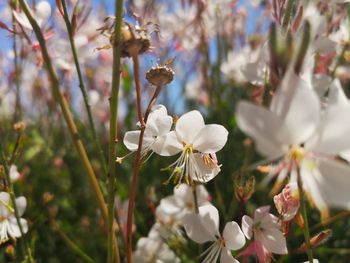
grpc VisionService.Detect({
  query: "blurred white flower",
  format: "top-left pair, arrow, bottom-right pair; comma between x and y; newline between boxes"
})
0,192 -> 28,244
13,1 -> 51,30
157,183 -> 211,221
183,204 -> 246,263
133,235 -> 180,263
236,69 -> 350,219
240,206 -> 287,262
9,165 -> 21,183
157,110 -> 228,184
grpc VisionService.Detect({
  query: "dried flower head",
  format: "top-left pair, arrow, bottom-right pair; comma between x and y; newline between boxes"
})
146,64 -> 175,86
118,22 -> 151,57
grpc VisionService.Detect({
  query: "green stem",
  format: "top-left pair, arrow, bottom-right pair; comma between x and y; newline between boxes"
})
18,0 -> 108,226
60,0 -> 108,176
297,165 -> 314,263
107,0 -> 124,262
51,220 -> 94,263
12,14 -> 22,122
282,0 -> 294,30
192,183 -> 199,214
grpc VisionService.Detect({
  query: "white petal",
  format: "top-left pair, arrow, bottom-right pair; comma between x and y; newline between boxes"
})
309,104 -> 350,154
254,206 -> 271,222
241,215 -> 254,240
198,204 -> 220,238
15,197 -> 27,217
146,115 -> 173,136
236,101 -> 287,159
35,1 -> 51,26
182,213 -> 216,243
192,124 -> 228,153
317,158 -> 350,208
190,153 -> 221,183
175,110 -> 205,143
300,160 -> 327,211
13,11 -> 33,30
222,221 -> 246,250
270,69 -> 320,144
152,131 -> 182,156
123,130 -> 141,151
220,248 -> 239,263
157,196 -> 183,216
173,184 -> 193,202
327,79 -> 348,106
257,228 -> 288,255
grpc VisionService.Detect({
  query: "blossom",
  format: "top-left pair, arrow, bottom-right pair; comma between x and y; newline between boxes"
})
9,165 -> 21,183
0,192 -> 28,244
155,110 -> 228,184
13,1 -> 51,30
157,183 -> 211,221
236,69 -> 350,218
183,204 -> 246,263
240,206 -> 287,263
123,104 -> 173,160
133,235 -> 180,263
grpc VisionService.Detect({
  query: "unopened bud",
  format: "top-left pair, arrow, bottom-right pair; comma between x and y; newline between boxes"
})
42,192 -> 54,204
235,174 -> 255,203
273,183 -> 300,221
13,121 -> 26,132
297,229 -> 332,252
5,244 -> 15,257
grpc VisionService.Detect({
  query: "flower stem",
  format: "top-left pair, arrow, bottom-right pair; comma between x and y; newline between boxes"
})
126,59 -> 164,263
60,0 -> 108,176
51,220 -> 94,263
192,182 -> 199,214
18,0 -> 108,227
297,166 -> 313,263
107,0 -> 124,262
282,0 -> 294,30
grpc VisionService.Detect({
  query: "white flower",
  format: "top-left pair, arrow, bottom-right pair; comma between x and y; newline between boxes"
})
241,206 -> 288,261
157,183 -> 211,221
156,110 -> 228,184
9,165 -> 20,183
183,204 -> 245,263
133,235 -> 180,263
0,192 -> 28,244
123,105 -> 173,160
236,69 -> 350,218
13,1 -> 51,30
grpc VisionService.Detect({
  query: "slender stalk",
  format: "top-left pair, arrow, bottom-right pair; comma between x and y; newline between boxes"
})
282,0 -> 294,30
192,183 -> 199,214
18,0 -> 108,224
60,0 -> 107,176
126,67 -> 163,263
297,165 -> 313,263
0,152 -> 34,262
107,0 -> 124,262
51,220 -> 94,263
12,14 -> 22,121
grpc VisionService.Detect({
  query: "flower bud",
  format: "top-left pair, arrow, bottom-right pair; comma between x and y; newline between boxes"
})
13,121 -> 26,133
235,174 -> 255,203
273,183 -> 300,221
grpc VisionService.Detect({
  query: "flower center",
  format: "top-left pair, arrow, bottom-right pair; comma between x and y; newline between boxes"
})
288,145 -> 305,162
